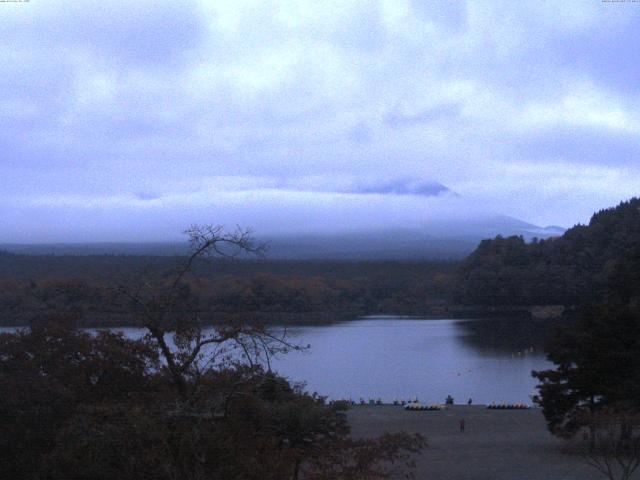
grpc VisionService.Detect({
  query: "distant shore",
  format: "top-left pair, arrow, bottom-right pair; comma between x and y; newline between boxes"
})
0,305 -> 569,328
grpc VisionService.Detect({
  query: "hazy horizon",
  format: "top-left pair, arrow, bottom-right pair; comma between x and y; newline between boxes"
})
2,1 -> 639,242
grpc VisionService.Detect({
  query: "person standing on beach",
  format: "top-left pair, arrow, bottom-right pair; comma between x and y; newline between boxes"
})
459,419 -> 465,433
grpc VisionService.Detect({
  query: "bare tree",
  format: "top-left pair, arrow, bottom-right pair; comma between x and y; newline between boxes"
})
576,408 -> 640,480
116,224 -> 299,400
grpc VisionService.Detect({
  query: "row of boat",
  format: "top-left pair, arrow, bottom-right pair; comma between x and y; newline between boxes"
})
486,403 -> 530,409
404,403 -> 446,411
327,399 -> 532,409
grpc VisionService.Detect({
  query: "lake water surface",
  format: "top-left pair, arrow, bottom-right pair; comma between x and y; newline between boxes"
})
1,316 -> 556,404
270,317 -> 554,404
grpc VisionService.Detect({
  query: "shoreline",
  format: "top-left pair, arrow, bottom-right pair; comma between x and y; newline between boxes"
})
0,310 -> 567,329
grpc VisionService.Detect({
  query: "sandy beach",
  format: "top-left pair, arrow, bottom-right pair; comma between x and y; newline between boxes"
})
347,405 -> 604,480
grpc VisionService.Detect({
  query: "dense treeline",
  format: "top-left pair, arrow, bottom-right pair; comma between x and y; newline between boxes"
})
0,252 -> 453,281
456,197 -> 640,308
0,256 -> 456,326
529,200 -> 640,467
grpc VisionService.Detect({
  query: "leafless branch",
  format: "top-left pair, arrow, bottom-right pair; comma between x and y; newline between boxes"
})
577,409 -> 640,480
114,224 -> 301,401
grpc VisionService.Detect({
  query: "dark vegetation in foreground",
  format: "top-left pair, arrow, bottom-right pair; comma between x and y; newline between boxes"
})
0,226 -> 424,480
0,321 -> 424,480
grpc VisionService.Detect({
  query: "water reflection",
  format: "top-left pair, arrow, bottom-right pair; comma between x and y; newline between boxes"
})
454,318 -> 562,355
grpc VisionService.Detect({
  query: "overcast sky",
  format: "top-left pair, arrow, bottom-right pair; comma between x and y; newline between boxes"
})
1,0 -> 639,242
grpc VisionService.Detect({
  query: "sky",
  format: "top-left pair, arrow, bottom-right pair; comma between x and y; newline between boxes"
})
1,0 -> 639,242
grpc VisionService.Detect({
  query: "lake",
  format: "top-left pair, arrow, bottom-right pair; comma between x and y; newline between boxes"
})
270,317 -> 555,404
1,316 -> 557,404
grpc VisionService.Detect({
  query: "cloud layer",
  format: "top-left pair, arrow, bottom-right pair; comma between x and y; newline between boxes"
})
1,0 -> 639,241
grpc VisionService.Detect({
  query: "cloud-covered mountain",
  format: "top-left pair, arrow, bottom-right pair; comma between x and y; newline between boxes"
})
2,0 -> 639,242
261,215 -> 565,260
346,179 -> 452,197
1,214 -> 565,260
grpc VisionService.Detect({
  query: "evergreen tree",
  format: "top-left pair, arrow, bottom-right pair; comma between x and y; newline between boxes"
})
533,304 -> 640,438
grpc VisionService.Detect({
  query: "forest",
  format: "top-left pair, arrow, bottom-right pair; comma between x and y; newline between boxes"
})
0,255 -> 456,326
455,198 -> 640,310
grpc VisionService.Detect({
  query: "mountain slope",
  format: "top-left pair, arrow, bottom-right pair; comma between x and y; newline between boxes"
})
455,197 -> 640,307
0,215 -> 564,260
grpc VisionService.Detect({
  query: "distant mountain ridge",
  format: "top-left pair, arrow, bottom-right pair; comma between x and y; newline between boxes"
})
0,215 -> 565,260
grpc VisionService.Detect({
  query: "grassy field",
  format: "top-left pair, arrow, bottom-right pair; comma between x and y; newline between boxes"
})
347,405 -> 605,480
